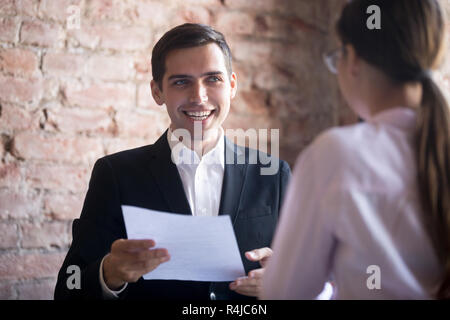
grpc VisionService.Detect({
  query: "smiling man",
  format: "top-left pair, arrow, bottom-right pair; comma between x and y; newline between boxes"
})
54,23 -> 291,300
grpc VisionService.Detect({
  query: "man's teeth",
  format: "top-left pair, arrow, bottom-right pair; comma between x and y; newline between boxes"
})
185,110 -> 213,120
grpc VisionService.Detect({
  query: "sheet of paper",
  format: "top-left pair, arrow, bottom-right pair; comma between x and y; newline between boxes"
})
121,205 -> 246,282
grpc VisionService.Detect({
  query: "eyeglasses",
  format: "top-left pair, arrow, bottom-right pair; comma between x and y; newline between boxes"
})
323,47 -> 345,74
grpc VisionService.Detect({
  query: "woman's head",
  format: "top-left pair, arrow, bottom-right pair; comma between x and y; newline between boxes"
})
335,0 -> 450,299
336,0 -> 445,84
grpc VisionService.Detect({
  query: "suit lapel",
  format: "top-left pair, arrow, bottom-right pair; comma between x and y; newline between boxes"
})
218,137 -> 247,225
148,130 -> 192,215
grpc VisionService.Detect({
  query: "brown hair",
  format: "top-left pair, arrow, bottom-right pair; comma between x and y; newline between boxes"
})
337,0 -> 450,298
151,23 -> 233,89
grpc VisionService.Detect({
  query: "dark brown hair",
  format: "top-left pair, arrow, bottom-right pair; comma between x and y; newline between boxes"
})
337,0 -> 450,298
151,23 -> 233,89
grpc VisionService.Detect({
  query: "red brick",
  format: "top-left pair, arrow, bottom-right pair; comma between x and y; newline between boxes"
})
67,24 -> 99,49
223,112 -> 272,132
13,132 -> 104,164
224,0 -> 278,12
0,188 -> 41,220
21,221 -> 69,249
0,103 -> 40,132
0,48 -> 40,78
0,162 -> 22,188
228,39 -> 272,66
99,25 -> 152,51
133,0 -> 173,28
0,140 -> 4,158
0,223 -> 19,249
86,0 -> 137,22
68,23 -> 151,50
115,109 -> 170,139
39,0 -> 83,22
0,75 -> 42,106
42,51 -> 85,78
104,137 -> 148,155
232,90 -> 269,116
25,163 -> 90,193
253,63 -> 296,90
173,5 -> 211,25
0,252 -> 65,281
44,192 -> 84,220
232,62 -> 252,91
63,80 -> 135,109
17,279 -> 57,300
269,90 -> 311,119
85,54 -> 134,81
0,282 -> 16,299
0,17 -> 20,43
42,77 -> 60,101
46,107 -> 115,135
0,0 -> 16,15
16,0 -> 38,16
133,51 -> 152,81
20,19 -> 65,48
215,11 -> 255,37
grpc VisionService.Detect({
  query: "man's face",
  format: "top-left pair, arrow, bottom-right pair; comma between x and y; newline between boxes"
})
151,43 -> 237,142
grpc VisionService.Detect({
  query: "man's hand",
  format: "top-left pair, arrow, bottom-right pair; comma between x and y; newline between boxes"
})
103,239 -> 170,290
229,247 -> 273,297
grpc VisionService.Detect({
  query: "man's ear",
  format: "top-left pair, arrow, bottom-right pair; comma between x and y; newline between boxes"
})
230,72 -> 237,99
150,80 -> 165,105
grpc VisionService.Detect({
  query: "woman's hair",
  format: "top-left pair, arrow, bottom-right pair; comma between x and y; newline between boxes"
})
336,0 -> 450,298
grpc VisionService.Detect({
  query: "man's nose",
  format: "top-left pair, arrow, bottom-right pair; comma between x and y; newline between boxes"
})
189,82 -> 208,104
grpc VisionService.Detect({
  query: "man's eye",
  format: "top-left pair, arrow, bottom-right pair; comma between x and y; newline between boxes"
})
173,79 -> 188,86
207,76 -> 221,82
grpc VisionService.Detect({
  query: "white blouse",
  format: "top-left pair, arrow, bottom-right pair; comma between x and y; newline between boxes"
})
261,107 -> 443,299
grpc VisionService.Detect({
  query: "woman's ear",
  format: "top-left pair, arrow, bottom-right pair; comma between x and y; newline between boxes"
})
150,80 -> 165,106
345,44 -> 361,78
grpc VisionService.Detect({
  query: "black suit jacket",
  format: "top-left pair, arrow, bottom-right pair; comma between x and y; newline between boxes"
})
54,131 -> 291,300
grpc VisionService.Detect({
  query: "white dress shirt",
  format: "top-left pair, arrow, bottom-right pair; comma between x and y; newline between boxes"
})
100,127 -> 225,298
167,127 -> 225,217
261,107 -> 443,299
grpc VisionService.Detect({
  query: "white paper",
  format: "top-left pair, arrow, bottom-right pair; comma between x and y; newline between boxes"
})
121,205 -> 246,282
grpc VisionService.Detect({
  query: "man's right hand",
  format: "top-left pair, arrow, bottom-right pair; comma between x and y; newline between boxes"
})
103,239 -> 170,290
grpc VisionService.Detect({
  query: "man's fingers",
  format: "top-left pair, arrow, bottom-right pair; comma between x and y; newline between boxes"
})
245,247 -> 273,262
248,268 -> 264,279
112,239 -> 156,253
229,278 -> 260,297
233,286 -> 259,297
230,276 -> 259,289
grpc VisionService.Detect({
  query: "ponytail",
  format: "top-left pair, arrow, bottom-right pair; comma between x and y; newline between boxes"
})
416,75 -> 450,299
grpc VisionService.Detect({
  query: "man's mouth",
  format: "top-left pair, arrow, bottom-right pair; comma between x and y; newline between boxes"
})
183,110 -> 215,121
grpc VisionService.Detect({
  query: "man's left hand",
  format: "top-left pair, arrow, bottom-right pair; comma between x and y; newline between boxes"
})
229,247 -> 273,297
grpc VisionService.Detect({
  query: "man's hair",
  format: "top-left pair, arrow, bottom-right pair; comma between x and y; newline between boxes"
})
151,23 -> 233,89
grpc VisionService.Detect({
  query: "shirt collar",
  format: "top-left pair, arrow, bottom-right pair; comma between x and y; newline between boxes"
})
167,127 -> 225,168
369,107 -> 417,132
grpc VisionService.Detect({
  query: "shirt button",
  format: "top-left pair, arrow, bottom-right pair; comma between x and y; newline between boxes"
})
210,292 -> 216,300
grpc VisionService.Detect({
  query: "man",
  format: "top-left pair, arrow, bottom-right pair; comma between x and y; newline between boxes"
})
54,23 -> 291,300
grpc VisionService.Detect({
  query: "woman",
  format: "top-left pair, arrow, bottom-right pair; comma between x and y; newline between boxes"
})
261,0 -> 449,299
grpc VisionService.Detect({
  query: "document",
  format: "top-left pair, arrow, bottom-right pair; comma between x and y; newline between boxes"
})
121,205 -> 246,282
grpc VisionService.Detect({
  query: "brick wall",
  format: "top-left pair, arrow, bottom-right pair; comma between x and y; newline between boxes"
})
0,0 -> 449,299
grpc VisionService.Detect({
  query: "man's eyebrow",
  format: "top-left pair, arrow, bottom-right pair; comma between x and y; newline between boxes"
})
167,71 -> 224,81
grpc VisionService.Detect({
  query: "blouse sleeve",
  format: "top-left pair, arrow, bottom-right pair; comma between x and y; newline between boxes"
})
261,132 -> 342,299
